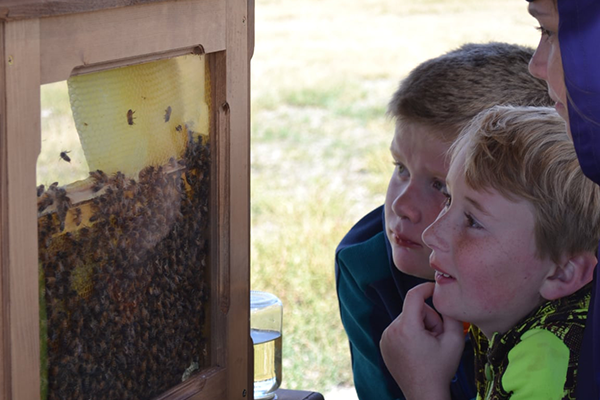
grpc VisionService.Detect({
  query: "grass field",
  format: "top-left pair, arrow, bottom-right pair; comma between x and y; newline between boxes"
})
37,0 -> 542,397
249,0 -> 540,395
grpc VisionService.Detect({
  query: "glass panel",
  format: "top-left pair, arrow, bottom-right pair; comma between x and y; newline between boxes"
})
38,54 -> 212,399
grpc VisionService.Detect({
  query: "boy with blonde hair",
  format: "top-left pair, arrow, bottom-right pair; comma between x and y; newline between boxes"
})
381,105 -> 600,399
335,42 -> 553,400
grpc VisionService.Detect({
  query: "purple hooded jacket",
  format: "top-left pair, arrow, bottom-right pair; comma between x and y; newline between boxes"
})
558,0 -> 600,397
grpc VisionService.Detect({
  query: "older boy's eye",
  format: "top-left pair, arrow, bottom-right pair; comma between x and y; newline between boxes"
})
432,179 -> 446,192
393,162 -> 408,176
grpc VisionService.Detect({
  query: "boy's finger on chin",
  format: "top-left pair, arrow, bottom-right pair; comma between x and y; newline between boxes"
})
403,282 -> 435,317
422,305 -> 444,334
405,282 -> 435,304
400,282 -> 442,333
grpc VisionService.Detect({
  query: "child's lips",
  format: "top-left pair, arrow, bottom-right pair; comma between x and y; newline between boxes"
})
430,260 -> 455,282
434,270 -> 456,284
549,93 -> 566,112
393,233 -> 422,249
435,270 -> 454,278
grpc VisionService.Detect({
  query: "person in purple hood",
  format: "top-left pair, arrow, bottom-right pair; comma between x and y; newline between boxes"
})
378,0 -> 600,398
506,0 -> 600,397
531,0 -> 600,397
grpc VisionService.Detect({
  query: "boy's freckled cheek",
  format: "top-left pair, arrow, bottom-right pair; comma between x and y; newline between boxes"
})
455,236 -> 516,308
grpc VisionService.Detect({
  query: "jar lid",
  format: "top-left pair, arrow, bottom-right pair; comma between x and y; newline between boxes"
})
251,290 -> 281,310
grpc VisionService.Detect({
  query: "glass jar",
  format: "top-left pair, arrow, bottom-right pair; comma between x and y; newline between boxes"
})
250,291 -> 283,399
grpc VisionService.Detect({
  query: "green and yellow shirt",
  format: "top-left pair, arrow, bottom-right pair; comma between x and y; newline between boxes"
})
471,284 -> 591,400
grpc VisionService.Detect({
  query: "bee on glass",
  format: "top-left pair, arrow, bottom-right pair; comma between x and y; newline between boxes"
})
37,194 -> 53,213
59,151 -> 71,163
127,109 -> 136,125
164,106 -> 172,122
73,207 -> 82,226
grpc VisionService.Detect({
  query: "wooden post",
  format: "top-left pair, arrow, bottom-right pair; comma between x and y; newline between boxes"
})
1,18 -> 42,400
0,1 -> 252,399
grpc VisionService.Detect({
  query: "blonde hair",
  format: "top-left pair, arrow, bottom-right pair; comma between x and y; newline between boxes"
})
453,106 -> 600,262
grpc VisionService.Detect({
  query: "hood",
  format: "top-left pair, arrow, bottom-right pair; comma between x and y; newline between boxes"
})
559,0 -> 600,185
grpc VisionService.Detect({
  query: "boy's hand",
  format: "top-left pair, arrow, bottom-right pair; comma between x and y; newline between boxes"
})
380,282 -> 464,400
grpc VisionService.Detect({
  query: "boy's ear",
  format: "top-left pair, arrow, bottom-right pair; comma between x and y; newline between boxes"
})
540,252 -> 597,301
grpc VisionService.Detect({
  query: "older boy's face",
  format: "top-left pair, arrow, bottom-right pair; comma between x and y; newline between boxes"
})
421,148 -> 554,338
384,122 -> 450,280
528,0 -> 568,124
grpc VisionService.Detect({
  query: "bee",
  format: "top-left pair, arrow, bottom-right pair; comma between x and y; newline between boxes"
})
126,109 -> 136,125
73,207 -> 82,226
59,150 -> 71,163
37,194 -> 54,213
175,124 -> 182,132
90,169 -> 108,192
164,106 -> 172,122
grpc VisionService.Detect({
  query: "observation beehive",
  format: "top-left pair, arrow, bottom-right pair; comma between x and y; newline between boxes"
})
0,1 -> 253,399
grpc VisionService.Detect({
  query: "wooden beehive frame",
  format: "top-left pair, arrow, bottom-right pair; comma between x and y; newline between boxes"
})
0,1 -> 253,399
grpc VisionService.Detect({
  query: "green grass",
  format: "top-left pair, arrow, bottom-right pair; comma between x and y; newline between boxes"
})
37,0 -> 542,396
250,0 -> 541,395
251,174 -> 361,388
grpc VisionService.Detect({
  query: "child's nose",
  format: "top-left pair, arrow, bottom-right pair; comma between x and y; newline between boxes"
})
391,182 -> 422,223
421,211 -> 447,252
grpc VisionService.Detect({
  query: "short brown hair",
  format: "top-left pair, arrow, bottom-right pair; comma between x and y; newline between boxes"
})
453,105 -> 600,262
387,42 -> 553,141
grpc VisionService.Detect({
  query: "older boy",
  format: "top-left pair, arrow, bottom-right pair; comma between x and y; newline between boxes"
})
382,106 -> 600,399
335,42 -> 552,400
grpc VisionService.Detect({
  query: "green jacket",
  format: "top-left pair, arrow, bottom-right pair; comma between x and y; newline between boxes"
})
335,206 -> 476,400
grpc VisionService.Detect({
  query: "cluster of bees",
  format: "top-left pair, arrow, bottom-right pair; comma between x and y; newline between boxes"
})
38,132 -> 211,399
